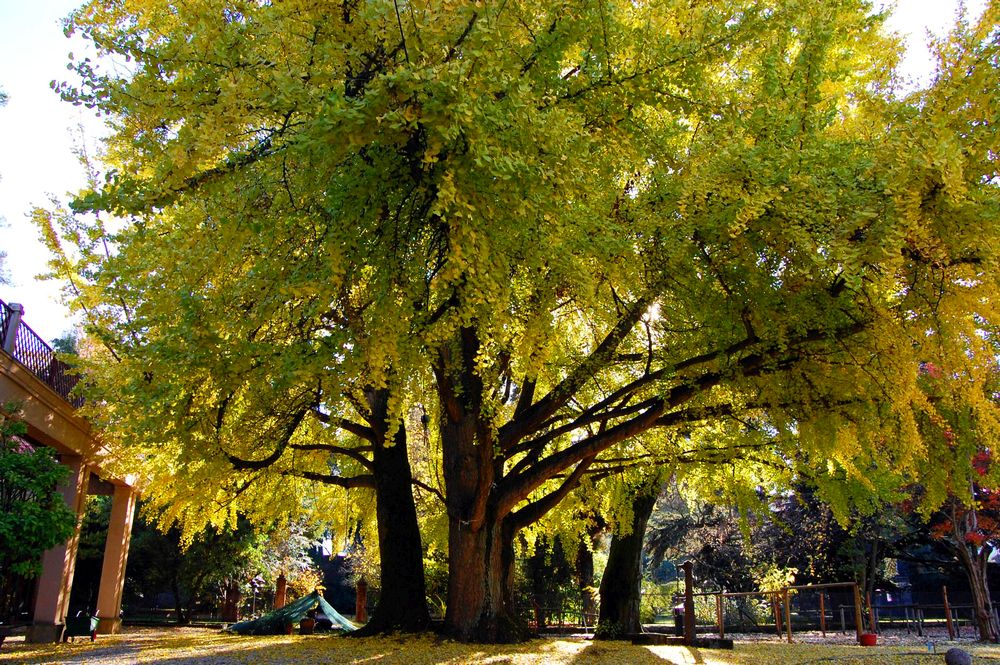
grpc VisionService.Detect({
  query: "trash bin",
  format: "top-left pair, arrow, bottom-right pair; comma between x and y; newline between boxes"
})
673,604 -> 685,637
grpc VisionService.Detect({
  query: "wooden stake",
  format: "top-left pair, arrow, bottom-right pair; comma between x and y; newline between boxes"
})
716,593 -> 724,639
852,583 -> 864,642
355,578 -> 368,624
943,585 -> 955,640
773,593 -> 783,636
784,589 -> 793,643
819,592 -> 826,637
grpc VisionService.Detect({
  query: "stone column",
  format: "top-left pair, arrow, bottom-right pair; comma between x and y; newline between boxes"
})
27,457 -> 89,643
95,484 -> 137,634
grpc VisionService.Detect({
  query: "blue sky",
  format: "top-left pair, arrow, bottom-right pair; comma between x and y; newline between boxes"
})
0,0 -> 989,343
0,0 -> 100,341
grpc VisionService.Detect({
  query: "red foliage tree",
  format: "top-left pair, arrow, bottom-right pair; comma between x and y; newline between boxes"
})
928,472 -> 1000,642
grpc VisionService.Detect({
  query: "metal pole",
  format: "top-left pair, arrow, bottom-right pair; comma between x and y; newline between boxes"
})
840,606 -> 846,634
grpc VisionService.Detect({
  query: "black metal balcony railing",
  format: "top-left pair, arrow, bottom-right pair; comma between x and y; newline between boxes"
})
0,299 -> 82,408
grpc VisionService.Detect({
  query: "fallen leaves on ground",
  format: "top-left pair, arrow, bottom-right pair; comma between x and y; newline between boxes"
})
3,629 -> 1000,664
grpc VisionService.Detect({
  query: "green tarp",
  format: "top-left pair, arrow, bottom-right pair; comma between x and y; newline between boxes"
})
227,590 -> 357,635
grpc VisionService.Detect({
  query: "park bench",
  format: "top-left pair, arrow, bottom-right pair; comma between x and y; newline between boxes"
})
63,613 -> 99,642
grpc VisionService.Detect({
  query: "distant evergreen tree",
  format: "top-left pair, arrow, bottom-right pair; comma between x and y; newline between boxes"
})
0,403 -> 75,623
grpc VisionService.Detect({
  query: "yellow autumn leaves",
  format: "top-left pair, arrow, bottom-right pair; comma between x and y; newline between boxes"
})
5,629 -> 1000,665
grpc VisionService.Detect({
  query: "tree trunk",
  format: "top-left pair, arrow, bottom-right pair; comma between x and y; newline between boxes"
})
444,511 -> 526,642
352,392 -> 431,636
595,484 -> 660,639
172,577 -> 189,625
957,542 -> 1000,642
436,329 -> 528,642
434,326 -> 597,641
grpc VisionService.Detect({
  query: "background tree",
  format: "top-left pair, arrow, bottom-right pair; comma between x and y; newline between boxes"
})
41,0 -> 1000,642
594,470 -> 664,639
125,511 -> 271,623
0,404 -> 75,623
926,481 -> 1000,642
913,357 -> 1000,643
520,535 -> 574,630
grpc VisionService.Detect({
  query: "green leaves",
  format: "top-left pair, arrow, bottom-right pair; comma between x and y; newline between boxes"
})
0,404 -> 75,620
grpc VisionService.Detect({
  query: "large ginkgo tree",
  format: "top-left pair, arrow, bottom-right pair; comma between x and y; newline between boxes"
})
40,0 -> 1000,641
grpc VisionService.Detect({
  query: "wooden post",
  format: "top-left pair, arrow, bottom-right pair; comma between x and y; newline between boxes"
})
682,561 -> 695,646
784,589 -> 793,643
852,583 -> 864,642
943,586 -> 955,640
355,578 -> 368,624
819,593 -> 826,637
866,591 -> 877,634
274,574 -> 287,609
773,593 -> 783,636
716,593 -> 724,638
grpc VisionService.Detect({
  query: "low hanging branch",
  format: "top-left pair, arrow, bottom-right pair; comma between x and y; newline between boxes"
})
283,469 -> 376,489
225,407 -> 308,471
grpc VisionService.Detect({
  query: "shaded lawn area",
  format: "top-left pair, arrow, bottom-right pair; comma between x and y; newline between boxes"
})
3,629 -> 1000,664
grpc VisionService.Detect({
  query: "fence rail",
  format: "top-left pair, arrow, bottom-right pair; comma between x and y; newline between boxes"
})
0,299 -> 81,407
643,583 -> 996,643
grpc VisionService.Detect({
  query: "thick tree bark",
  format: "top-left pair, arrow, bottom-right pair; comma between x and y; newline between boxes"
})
436,329 -> 529,642
352,391 -> 431,636
361,430 -> 431,633
595,484 -> 660,639
444,512 -> 527,642
956,542 -> 999,642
